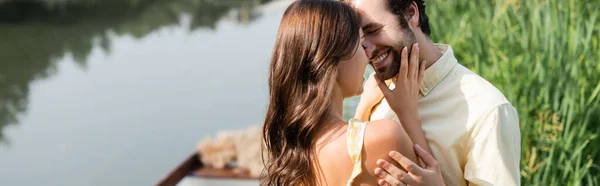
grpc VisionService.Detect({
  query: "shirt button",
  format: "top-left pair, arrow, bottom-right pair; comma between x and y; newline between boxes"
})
423,88 -> 429,92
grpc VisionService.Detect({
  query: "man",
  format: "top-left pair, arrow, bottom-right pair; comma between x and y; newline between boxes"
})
347,0 -> 522,185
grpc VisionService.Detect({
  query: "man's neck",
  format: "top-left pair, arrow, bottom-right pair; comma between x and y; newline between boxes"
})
416,33 -> 443,69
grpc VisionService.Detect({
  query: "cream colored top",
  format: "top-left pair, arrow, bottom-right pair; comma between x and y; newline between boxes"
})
369,44 -> 521,186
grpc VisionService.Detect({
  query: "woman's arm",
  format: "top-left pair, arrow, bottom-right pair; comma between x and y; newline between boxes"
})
371,44 -> 445,186
372,44 -> 432,157
353,119 -> 419,185
354,103 -> 374,122
354,72 -> 385,122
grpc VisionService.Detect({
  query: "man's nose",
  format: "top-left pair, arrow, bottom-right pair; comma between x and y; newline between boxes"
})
362,40 -> 375,58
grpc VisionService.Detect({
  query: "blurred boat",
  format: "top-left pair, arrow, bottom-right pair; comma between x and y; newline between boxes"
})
156,153 -> 258,186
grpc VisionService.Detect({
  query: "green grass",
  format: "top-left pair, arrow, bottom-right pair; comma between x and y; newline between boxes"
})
425,0 -> 600,185
344,0 -> 600,185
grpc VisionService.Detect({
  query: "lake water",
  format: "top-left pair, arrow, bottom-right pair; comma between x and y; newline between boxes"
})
0,0 -> 364,185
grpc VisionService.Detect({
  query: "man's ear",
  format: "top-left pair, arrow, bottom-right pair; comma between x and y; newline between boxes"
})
406,1 -> 420,29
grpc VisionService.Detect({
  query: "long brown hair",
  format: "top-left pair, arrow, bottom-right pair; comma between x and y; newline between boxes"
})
261,0 -> 361,185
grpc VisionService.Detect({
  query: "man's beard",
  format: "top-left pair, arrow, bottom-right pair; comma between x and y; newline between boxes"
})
373,27 -> 417,81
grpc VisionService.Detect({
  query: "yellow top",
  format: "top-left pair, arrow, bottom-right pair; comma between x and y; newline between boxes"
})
346,118 -> 367,186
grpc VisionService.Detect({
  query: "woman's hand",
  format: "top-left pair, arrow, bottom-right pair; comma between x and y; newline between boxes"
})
375,145 -> 445,186
373,43 -> 431,156
354,72 -> 386,121
373,43 -> 425,128
373,43 -> 435,170
362,72 -> 386,108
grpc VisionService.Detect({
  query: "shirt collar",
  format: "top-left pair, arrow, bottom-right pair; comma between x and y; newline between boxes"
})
419,44 -> 458,96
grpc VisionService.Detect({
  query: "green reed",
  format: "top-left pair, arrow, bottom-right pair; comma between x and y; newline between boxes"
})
425,0 -> 599,185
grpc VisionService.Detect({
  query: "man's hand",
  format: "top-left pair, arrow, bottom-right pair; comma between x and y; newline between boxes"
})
374,145 -> 445,186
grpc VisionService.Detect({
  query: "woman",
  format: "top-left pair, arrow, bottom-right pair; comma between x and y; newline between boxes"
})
262,0 -> 442,185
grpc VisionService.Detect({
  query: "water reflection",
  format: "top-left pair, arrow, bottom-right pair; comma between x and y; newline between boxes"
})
0,0 -> 272,143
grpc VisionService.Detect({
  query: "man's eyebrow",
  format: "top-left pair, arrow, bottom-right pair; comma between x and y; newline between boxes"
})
362,22 -> 383,30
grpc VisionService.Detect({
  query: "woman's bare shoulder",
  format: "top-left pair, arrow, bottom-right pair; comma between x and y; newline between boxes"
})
364,119 -> 410,146
354,119 -> 416,185
313,119 -> 417,185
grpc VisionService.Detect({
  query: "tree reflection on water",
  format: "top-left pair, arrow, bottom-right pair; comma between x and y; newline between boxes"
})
0,0 -> 273,143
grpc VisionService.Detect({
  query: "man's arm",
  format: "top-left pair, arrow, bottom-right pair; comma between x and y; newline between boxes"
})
464,103 -> 521,186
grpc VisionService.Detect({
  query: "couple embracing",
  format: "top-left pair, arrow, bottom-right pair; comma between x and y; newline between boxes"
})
261,0 -> 521,185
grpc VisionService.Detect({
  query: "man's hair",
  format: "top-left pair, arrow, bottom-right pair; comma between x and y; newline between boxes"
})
344,0 -> 431,36
386,0 -> 431,36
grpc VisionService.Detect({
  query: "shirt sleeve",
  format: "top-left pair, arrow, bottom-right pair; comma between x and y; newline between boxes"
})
464,103 -> 521,186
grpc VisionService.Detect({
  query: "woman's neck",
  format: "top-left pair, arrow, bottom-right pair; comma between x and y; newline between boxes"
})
326,88 -> 345,123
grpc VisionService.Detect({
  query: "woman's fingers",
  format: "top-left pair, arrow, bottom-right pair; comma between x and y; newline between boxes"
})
408,43 -> 419,80
398,47 -> 409,80
374,75 -> 393,101
417,60 -> 426,85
